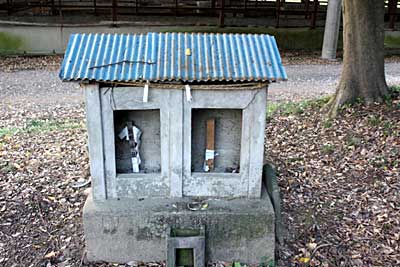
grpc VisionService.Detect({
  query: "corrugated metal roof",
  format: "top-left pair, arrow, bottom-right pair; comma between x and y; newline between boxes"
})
59,32 -> 287,83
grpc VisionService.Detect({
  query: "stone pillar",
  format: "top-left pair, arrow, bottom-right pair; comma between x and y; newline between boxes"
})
84,84 -> 107,200
321,0 -> 342,60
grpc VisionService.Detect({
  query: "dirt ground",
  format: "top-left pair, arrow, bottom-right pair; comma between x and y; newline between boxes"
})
0,55 -> 399,267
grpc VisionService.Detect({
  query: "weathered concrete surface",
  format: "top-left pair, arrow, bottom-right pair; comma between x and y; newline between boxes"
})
92,86 -> 183,199
183,88 -> 267,198
321,0 -> 342,60
85,84 -> 107,200
83,188 -> 275,264
1,20 -> 399,55
263,163 -> 283,245
86,86 -> 267,199
167,227 -> 205,267
0,23 -> 174,54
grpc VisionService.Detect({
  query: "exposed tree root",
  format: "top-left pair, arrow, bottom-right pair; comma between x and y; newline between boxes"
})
326,81 -> 389,118
326,0 -> 390,119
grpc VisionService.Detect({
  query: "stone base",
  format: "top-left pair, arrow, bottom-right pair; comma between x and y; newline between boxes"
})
83,188 -> 275,264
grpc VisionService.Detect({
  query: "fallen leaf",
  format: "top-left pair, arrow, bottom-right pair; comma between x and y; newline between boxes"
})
44,251 -> 56,259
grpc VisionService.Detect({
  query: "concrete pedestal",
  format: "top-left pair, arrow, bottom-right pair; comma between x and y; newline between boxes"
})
83,188 -> 275,264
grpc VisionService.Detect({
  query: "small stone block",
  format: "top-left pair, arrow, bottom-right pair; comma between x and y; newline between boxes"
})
83,189 -> 274,264
167,226 -> 205,267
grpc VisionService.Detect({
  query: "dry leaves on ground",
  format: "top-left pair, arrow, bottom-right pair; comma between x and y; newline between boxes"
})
0,103 -> 88,267
0,55 -> 399,266
266,92 -> 400,267
1,94 -> 399,267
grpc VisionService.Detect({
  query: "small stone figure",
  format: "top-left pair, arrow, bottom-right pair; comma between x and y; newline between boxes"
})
118,121 -> 142,173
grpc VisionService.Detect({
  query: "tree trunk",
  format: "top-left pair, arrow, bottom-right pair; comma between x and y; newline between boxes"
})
327,0 -> 389,117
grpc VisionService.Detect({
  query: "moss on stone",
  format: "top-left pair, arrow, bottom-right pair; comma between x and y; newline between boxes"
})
176,249 -> 194,266
385,34 -> 400,49
0,32 -> 24,53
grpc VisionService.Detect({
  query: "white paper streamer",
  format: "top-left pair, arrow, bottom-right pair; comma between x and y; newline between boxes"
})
143,83 -> 149,103
131,157 -> 140,173
185,84 -> 192,102
205,149 -> 215,160
203,149 -> 215,172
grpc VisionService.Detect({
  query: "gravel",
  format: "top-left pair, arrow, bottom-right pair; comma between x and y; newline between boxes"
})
0,70 -> 81,104
268,62 -> 400,102
1,62 -> 399,105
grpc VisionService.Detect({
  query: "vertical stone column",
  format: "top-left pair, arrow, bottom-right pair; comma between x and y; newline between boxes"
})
84,84 -> 107,200
321,0 -> 342,60
168,89 -> 184,198
245,88 -> 267,198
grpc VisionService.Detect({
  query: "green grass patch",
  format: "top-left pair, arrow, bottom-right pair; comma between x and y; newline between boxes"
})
367,115 -> 382,127
387,85 -> 400,108
0,161 -> 17,174
346,135 -> 362,148
267,96 -> 331,118
0,127 -> 19,138
384,35 -> 400,49
390,85 -> 400,93
259,256 -> 275,267
0,119 -> 82,138
323,119 -> 333,128
322,143 -> 335,154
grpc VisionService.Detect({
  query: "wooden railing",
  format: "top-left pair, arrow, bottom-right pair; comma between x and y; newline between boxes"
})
0,0 -> 397,29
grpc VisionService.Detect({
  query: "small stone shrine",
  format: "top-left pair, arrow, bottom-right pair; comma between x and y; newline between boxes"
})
59,32 -> 287,265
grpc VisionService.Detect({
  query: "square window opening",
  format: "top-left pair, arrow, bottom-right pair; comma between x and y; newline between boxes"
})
114,109 -> 161,174
191,109 -> 242,173
175,248 -> 194,267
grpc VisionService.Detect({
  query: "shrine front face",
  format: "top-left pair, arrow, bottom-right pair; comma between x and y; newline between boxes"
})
85,84 -> 267,200
60,32 -> 287,264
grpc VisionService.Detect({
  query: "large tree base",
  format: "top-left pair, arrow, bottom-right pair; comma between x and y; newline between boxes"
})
326,80 -> 389,118
327,0 -> 389,118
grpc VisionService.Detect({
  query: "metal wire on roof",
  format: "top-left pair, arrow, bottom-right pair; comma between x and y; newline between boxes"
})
59,32 -> 287,83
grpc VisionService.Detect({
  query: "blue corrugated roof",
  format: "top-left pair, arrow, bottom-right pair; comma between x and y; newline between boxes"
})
59,32 -> 287,83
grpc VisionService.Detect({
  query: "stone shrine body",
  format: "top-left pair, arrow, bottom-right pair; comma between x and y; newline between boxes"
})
59,32 -> 287,265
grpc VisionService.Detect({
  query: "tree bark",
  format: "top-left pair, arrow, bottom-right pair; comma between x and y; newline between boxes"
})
327,0 -> 389,117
